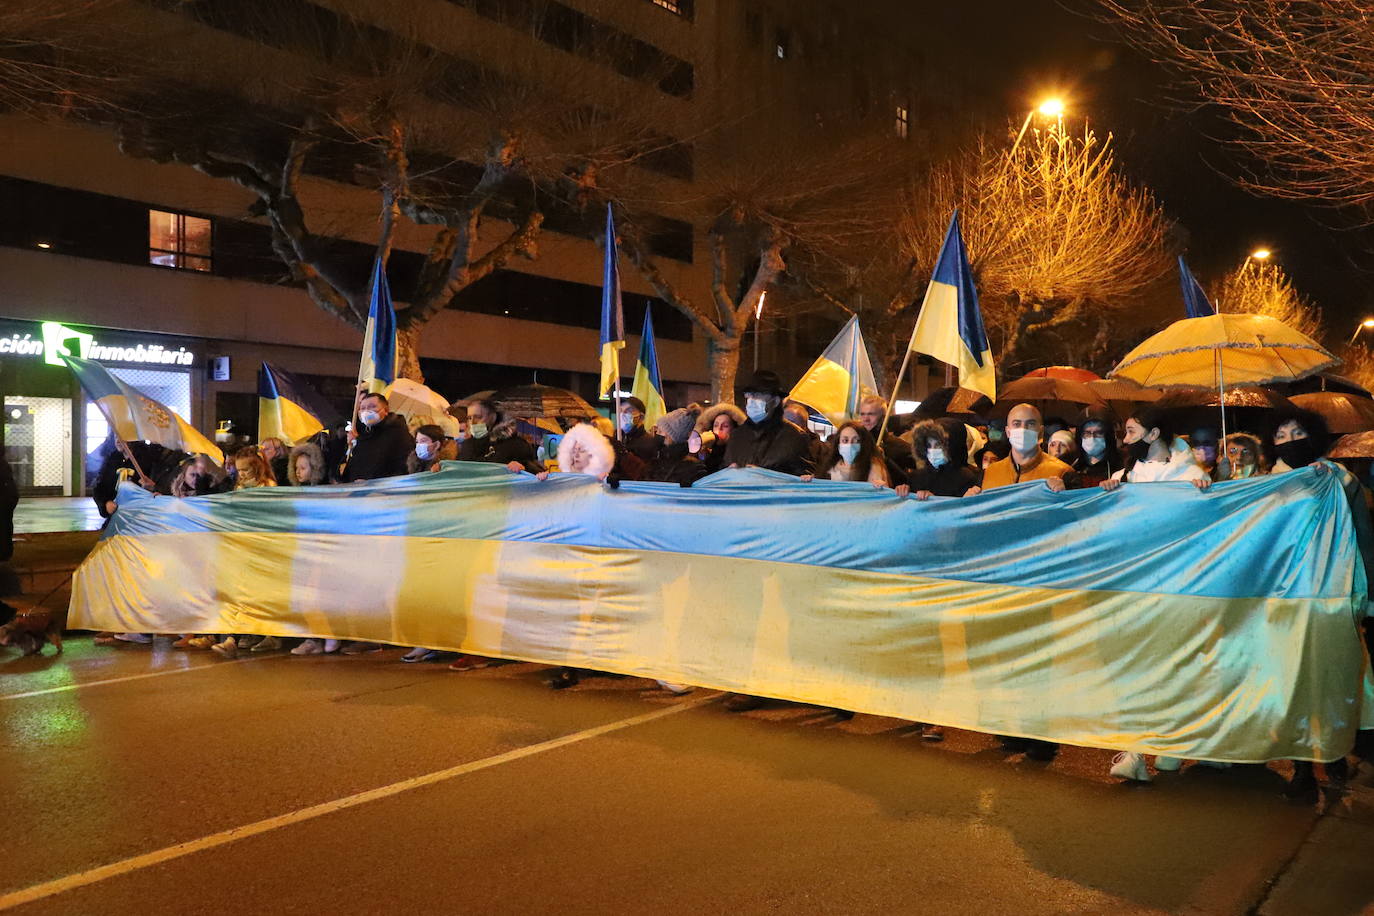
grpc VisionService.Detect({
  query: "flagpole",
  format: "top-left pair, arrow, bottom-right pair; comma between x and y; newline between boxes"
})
877,345 -> 917,443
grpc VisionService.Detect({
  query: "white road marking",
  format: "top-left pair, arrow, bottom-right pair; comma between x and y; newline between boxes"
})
0,692 -> 718,910
0,654 -> 277,700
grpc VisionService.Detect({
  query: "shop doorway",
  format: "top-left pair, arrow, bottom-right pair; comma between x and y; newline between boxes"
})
3,395 -> 74,496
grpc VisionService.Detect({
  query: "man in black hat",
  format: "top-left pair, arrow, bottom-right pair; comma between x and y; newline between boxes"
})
722,370 -> 815,477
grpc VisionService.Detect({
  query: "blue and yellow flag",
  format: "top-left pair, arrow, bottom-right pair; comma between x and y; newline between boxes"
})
599,204 -> 625,398
788,315 -> 879,424
1179,256 -> 1216,319
258,362 -> 340,446
907,211 -> 996,401
630,306 -> 666,427
358,257 -> 398,395
62,354 -> 222,464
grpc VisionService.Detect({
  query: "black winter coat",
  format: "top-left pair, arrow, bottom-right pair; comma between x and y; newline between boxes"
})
721,407 -> 814,477
343,413 -> 413,482
458,432 -> 544,473
644,444 -> 709,487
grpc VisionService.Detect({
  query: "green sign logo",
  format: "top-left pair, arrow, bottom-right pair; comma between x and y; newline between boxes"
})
40,321 -> 94,367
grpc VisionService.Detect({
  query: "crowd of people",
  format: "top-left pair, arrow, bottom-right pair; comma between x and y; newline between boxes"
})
84,368 -> 1374,801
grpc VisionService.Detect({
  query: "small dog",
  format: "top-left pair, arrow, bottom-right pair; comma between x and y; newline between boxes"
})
0,606 -> 63,656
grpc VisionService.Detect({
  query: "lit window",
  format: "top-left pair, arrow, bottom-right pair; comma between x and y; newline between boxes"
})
652,0 -> 682,13
895,104 -> 910,139
149,209 -> 211,272
776,28 -> 789,60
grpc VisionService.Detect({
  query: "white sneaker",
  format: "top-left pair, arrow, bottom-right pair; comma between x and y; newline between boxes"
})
656,680 -> 694,695
114,632 -> 153,644
291,639 -> 323,656
1110,751 -> 1151,782
211,637 -> 238,660
323,639 -> 341,653
1155,756 -> 1183,772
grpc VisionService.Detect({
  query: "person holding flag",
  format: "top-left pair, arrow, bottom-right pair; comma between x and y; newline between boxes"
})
629,305 -> 667,443
343,258 -> 412,482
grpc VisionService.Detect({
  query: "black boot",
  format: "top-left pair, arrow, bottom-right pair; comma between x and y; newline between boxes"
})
548,667 -> 580,690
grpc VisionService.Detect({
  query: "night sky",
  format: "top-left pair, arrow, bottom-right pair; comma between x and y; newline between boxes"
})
934,0 -> 1374,344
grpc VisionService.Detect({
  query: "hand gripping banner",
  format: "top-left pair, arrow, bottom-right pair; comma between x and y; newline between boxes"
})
70,465 -> 1373,763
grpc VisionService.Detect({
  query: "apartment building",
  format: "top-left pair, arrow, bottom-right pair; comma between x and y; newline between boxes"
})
0,0 -> 968,495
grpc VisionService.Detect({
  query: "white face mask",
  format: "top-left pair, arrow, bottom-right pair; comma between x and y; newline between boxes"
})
927,446 -> 948,468
416,443 -> 434,461
1081,435 -> 1106,458
745,396 -> 771,423
838,442 -> 861,464
469,423 -> 488,439
1008,428 -> 1039,452
359,409 -> 381,427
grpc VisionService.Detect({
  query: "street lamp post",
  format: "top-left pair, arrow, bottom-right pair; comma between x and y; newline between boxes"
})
753,289 -> 767,371
1349,317 -> 1374,344
1010,97 -> 1065,157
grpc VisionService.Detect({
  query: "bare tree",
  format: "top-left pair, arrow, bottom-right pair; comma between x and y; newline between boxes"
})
898,124 -> 1174,375
615,126 -> 903,400
1210,260 -> 1325,340
1339,343 -> 1374,392
7,0 -> 677,381
1093,0 -> 1374,211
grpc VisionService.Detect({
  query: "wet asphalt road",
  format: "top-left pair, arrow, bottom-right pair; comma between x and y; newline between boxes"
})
2,637 -> 1371,915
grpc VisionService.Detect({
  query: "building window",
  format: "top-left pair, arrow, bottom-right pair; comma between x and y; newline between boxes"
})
149,209 -> 211,272
895,103 -> 910,139
776,27 -> 789,60
650,0 -> 687,15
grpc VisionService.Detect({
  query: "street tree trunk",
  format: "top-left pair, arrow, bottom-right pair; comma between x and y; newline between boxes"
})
395,324 -> 424,384
707,338 -> 741,403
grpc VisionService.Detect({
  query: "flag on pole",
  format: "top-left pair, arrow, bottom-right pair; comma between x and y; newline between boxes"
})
631,306 -> 667,428
258,362 -> 341,446
907,211 -> 996,401
358,257 -> 398,395
62,354 -> 223,464
1179,256 -> 1216,319
599,203 -> 626,398
788,315 -> 879,424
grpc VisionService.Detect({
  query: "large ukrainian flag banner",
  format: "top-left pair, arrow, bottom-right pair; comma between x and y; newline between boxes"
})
908,211 -> 996,400
788,315 -> 879,424
70,465 -> 1371,763
63,355 -> 222,464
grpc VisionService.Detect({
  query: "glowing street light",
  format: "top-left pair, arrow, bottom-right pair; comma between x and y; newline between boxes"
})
1250,248 -> 1272,261
753,289 -> 767,370
1038,98 -> 1066,118
1350,316 -> 1374,344
1011,97 -> 1068,156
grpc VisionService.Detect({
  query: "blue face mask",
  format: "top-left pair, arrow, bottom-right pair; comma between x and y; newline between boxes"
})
416,443 -> 434,461
838,442 -> 861,465
746,397 -> 771,423
620,415 -> 637,433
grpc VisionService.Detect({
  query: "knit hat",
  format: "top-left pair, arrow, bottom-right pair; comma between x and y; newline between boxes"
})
1049,429 -> 1076,452
655,408 -> 697,445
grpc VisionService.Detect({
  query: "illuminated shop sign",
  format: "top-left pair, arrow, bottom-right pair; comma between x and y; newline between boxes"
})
0,320 -> 197,367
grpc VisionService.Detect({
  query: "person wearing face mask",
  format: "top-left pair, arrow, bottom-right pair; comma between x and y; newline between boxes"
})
899,418 -> 978,500
694,403 -> 746,474
721,370 -> 815,477
1101,406 -> 1212,492
644,407 -> 709,487
1074,411 -> 1122,487
342,392 -> 414,483
1189,428 -> 1220,478
1219,432 -> 1267,480
810,420 -> 889,486
406,424 -> 458,474
972,440 -> 1011,484
973,403 -> 1080,497
617,396 -> 662,464
1268,407 -> 1332,473
458,400 -> 543,474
